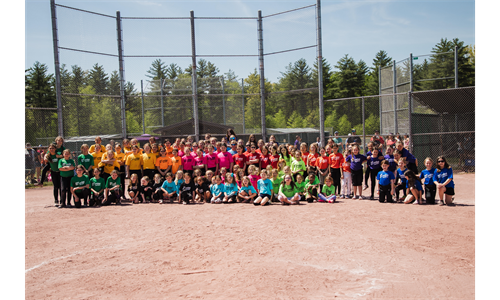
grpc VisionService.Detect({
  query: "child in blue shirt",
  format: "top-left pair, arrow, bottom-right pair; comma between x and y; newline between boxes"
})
160,172 -> 178,203
376,160 -> 395,203
403,170 -> 423,205
223,173 -> 239,203
210,175 -> 224,204
419,157 -> 437,204
433,156 -> 455,206
238,176 -> 257,203
394,158 -> 408,202
254,170 -> 273,206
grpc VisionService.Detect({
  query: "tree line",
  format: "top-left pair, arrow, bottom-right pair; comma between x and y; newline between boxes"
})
26,38 -> 474,139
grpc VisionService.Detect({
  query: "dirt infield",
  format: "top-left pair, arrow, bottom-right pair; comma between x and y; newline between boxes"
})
25,173 -> 474,299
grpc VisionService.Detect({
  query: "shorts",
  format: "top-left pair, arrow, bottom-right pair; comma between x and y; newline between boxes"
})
351,169 -> 363,186
259,193 -> 271,199
445,187 -> 455,196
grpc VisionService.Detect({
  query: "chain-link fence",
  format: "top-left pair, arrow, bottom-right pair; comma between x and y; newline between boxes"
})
410,87 -> 475,172
324,86 -> 474,171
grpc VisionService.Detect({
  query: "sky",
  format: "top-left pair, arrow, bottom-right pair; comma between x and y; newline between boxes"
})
23,0 -> 476,92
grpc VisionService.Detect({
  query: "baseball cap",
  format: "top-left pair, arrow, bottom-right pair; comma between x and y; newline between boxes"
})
334,131 -> 339,134
351,129 -> 356,132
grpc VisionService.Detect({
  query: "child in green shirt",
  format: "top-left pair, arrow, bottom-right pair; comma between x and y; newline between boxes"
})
318,176 -> 336,203
70,165 -> 90,208
89,167 -> 105,206
290,151 -> 306,181
278,174 -> 300,205
305,173 -> 320,203
295,174 -> 306,201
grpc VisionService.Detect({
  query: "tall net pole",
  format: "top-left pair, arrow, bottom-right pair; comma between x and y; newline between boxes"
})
116,11 -> 127,139
50,0 -> 64,137
190,10 -> 200,141
316,0 -> 324,146
257,10 -> 266,143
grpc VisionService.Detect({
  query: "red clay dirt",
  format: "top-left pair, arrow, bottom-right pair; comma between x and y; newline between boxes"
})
25,173 -> 474,299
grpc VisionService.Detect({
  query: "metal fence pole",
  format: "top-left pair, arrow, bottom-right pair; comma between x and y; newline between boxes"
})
408,92 -> 413,154
116,11 -> 127,139
160,78 -> 164,127
378,66 -> 382,134
454,45 -> 458,88
393,60 -> 398,134
241,78 -> 245,134
190,10 -> 199,142
50,0 -> 64,137
257,10 -> 266,143
410,53 -> 414,92
141,80 -> 145,134
316,0 -> 325,146
362,96 -> 366,154
221,75 -> 226,125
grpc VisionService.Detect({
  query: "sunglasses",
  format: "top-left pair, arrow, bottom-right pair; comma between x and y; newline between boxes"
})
231,144 -> 236,146
438,160 -> 445,163
160,150 -> 166,152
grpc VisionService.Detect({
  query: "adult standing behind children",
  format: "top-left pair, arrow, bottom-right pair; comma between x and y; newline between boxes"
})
332,131 -> 343,153
346,129 -> 361,146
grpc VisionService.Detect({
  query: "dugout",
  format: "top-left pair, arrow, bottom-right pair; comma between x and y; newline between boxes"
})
409,88 -> 475,170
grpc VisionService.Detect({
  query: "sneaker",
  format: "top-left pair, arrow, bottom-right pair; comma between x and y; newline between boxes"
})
357,196 -> 363,200
369,196 -> 374,200
182,201 -> 187,205
439,200 -> 445,206
159,200 -> 163,204
363,185 -> 368,191
339,195 -> 344,199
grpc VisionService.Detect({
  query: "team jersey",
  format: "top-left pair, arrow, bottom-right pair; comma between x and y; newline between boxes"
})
377,170 -> 395,186
102,159 -> 120,174
346,154 -> 367,171
307,153 -> 319,167
406,180 -> 423,191
341,159 -> 351,173
163,146 -> 173,157
315,156 -> 329,170
295,181 -> 306,194
161,180 -> 179,194
321,184 -> 336,196
305,181 -> 318,197
257,178 -> 273,195
55,146 -> 65,157
114,151 -> 126,166
171,156 -> 183,174
48,154 -> 60,171
155,155 -> 173,170
177,149 -> 185,158
70,175 -> 89,190
246,152 -> 261,167
179,181 -> 195,195
105,176 -> 121,189
58,158 -> 75,177
396,168 -> 408,185
142,152 -> 157,170
300,152 -> 309,163
240,185 -> 256,195
279,184 -> 297,198
280,154 -> 292,167
304,175 -> 320,186
328,152 -> 344,169
271,177 -> 282,194
195,181 -> 210,194
248,175 -> 261,192
90,176 -> 105,193
260,154 -> 271,170
210,183 -> 224,196
91,152 -> 104,169
233,153 -> 247,169
290,159 -> 307,173
400,148 -> 416,164
174,178 -> 185,192
367,155 -> 383,170
181,155 -> 195,171
194,155 -> 207,169
433,167 -> 454,188
205,153 -> 219,169
217,151 -> 233,170
77,154 -> 94,170
384,154 -> 397,172
419,168 -> 436,186
125,153 -> 143,170
269,154 -> 280,169
224,182 -> 239,195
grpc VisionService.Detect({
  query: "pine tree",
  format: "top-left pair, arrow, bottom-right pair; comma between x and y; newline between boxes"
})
25,61 -> 56,108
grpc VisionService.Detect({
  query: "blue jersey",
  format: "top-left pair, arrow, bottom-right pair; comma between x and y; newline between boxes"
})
433,167 -> 454,188
406,180 -> 423,191
384,154 -> 397,172
210,183 -> 224,196
257,178 -> 273,195
161,180 -> 179,194
240,185 -> 256,195
401,148 -> 416,164
419,168 -> 436,186
377,170 -> 395,186
224,182 -> 239,195
397,168 -> 408,185
368,155 -> 383,170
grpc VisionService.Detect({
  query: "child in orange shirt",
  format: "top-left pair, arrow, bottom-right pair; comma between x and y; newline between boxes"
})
328,143 -> 344,196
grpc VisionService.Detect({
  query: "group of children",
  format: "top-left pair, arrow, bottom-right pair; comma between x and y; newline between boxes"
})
37,133 -> 456,208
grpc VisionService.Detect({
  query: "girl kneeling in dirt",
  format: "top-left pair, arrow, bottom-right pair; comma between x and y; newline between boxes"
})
278,174 -> 300,205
